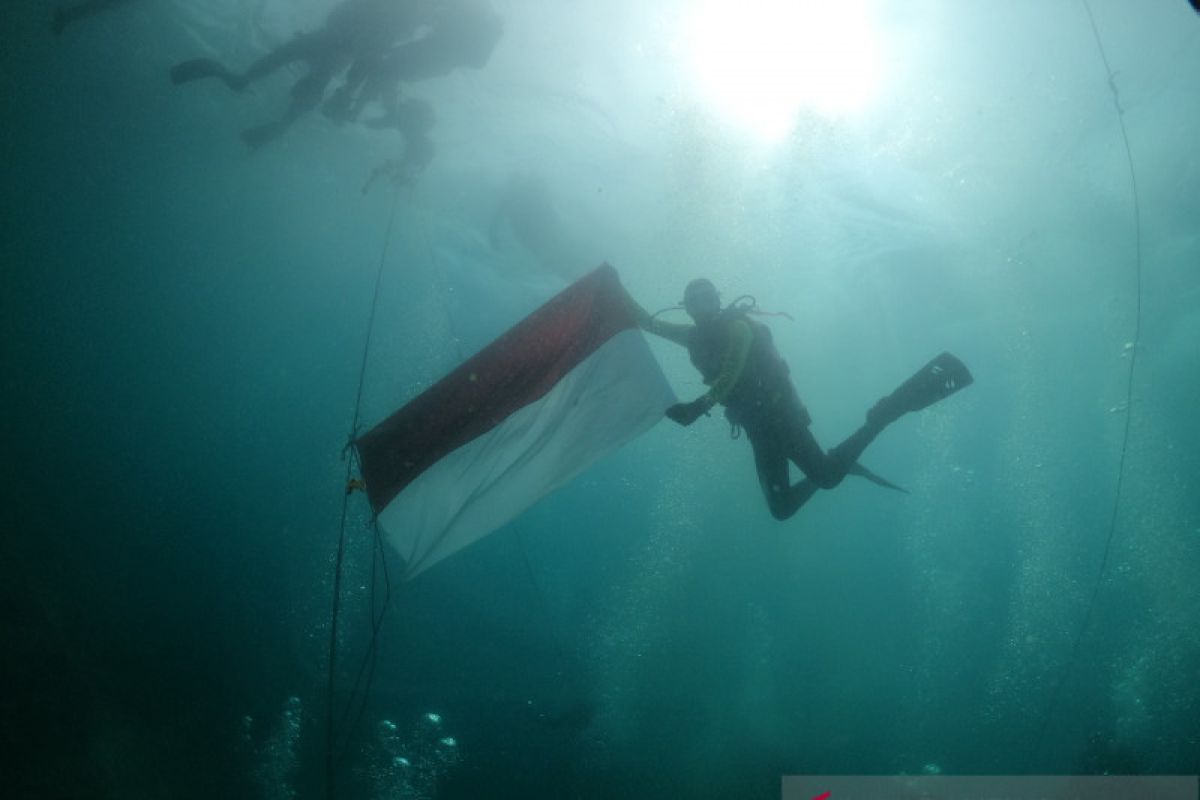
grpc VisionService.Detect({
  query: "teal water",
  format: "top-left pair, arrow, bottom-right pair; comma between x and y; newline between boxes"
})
2,1 -> 1198,798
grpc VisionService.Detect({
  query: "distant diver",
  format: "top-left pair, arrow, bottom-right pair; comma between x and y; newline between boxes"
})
322,0 -> 504,128
169,0 -> 501,152
51,0 -> 133,35
169,0 -> 425,150
626,279 -> 973,520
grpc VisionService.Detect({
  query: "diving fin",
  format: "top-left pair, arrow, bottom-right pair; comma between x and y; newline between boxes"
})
849,463 -> 909,494
869,351 -> 973,428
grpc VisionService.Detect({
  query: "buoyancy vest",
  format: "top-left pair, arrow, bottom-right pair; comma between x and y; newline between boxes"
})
686,310 -> 793,415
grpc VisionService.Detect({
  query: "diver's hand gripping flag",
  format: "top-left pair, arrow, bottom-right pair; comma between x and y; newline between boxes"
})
355,264 -> 676,579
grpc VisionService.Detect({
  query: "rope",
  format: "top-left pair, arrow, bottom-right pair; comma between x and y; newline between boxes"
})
325,184 -> 406,800
334,516 -> 393,764
1035,0 -> 1143,755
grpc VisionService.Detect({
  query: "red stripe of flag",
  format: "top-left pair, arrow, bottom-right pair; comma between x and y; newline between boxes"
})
355,263 -> 636,513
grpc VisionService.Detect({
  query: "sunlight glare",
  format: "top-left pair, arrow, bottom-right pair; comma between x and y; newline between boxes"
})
687,0 -> 881,141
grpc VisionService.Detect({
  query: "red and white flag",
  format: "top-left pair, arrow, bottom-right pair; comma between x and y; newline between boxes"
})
355,264 -> 675,579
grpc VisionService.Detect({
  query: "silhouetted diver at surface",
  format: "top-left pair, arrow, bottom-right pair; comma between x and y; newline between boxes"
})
169,0 -> 428,150
52,0 -> 134,35
169,0 -> 501,152
322,0 -> 503,126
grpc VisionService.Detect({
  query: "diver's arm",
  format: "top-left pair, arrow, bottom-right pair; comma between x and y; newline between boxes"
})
619,284 -> 691,347
664,319 -> 751,426
641,315 -> 692,347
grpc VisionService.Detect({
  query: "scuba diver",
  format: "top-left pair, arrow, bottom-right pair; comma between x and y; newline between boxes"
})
169,0 -> 499,152
321,0 -> 503,127
51,0 -> 134,35
628,279 -> 973,520
169,0 -> 428,150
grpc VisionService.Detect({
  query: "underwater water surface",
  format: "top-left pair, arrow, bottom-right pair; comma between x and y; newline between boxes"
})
2,0 -> 1198,798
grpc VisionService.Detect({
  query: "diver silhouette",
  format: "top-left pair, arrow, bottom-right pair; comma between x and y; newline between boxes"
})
626,279 -> 973,520
169,0 -> 501,152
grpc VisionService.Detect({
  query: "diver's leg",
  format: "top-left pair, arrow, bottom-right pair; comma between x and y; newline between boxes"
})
789,424 -> 844,490
785,354 -> 975,493
750,428 -> 818,521
867,352 -> 974,428
341,49 -> 383,98
173,29 -> 309,91
174,20 -> 318,88
767,387 -> 852,491
238,34 -> 319,87
790,418 -> 885,491
323,54 -> 381,124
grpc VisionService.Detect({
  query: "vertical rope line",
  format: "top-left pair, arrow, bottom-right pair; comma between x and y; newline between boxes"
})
334,520 -> 393,764
326,185 -> 405,800
1036,0 -> 1143,755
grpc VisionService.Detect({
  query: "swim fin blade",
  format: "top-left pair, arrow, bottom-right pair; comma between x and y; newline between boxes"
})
849,463 -> 909,494
869,351 -> 973,427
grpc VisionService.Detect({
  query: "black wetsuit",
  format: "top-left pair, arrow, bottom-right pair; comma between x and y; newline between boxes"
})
649,308 -> 886,520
